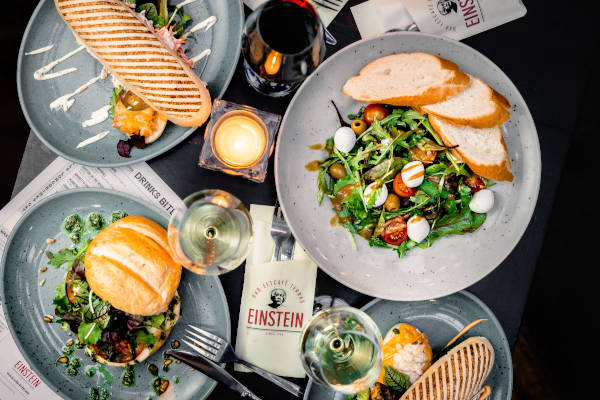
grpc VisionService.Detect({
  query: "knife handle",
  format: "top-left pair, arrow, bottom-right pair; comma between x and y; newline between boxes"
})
237,359 -> 304,397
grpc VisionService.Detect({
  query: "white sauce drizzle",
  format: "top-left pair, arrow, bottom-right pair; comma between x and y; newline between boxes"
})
190,49 -> 211,63
33,45 -> 85,81
82,105 -> 111,127
50,73 -> 105,112
189,16 -> 217,33
176,0 -> 200,9
76,130 -> 110,149
25,44 -> 54,56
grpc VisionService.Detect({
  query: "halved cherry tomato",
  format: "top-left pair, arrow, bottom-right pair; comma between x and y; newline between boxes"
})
393,173 -> 417,197
381,216 -> 408,245
464,174 -> 485,193
362,104 -> 388,125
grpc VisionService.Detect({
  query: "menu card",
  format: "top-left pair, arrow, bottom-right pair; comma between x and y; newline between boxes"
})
0,157 -> 182,399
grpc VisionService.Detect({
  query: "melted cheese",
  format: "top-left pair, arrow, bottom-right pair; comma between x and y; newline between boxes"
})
112,98 -> 167,138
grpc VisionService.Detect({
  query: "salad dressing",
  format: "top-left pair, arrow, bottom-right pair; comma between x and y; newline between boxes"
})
189,16 -> 217,33
76,131 -> 110,149
309,143 -> 324,150
25,44 -> 54,55
305,160 -> 321,171
50,72 -> 105,112
190,49 -> 211,63
82,105 -> 111,127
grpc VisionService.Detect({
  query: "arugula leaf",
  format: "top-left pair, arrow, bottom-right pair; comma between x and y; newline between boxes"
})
134,329 -> 159,345
417,208 -> 486,250
368,236 -> 392,248
108,86 -> 123,118
47,248 -> 77,268
78,322 -> 102,345
333,175 -> 356,195
346,390 -> 369,400
347,106 -> 365,120
150,314 -> 165,328
53,283 -> 70,314
382,365 -> 412,394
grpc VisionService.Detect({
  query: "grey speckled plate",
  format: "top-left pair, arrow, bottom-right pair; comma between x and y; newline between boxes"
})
304,291 -> 512,400
0,188 -> 230,400
17,0 -> 243,167
275,32 -> 541,301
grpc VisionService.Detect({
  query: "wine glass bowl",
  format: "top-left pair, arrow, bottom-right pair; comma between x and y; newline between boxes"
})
300,306 -> 383,394
168,190 -> 252,275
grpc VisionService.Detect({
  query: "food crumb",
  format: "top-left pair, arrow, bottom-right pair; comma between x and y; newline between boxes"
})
39,279 -> 46,287
39,266 -> 47,273
39,249 -> 43,255
46,238 -> 56,244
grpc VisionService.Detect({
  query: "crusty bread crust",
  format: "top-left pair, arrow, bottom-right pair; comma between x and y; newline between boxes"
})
420,76 -> 510,129
429,115 -> 514,182
84,216 -> 182,316
54,0 -> 211,127
399,337 -> 494,400
342,53 -> 470,106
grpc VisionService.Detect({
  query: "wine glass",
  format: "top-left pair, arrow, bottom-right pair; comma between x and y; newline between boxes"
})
241,0 -> 327,97
167,190 -> 252,275
300,306 -> 383,394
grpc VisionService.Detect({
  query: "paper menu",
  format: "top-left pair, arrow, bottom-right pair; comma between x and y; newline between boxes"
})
0,157 -> 183,399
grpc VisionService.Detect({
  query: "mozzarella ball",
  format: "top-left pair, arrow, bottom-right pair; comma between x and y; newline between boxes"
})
334,127 -> 356,153
401,161 -> 425,188
364,182 -> 388,208
469,189 -> 494,213
407,215 -> 430,243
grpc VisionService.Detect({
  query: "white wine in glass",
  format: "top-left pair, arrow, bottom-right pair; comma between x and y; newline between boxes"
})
168,190 -> 252,275
300,306 -> 383,394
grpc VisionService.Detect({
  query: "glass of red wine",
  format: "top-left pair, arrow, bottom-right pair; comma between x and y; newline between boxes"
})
242,0 -> 328,97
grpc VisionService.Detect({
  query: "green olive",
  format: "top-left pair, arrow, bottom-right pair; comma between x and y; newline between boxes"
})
329,163 -> 347,179
120,90 -> 147,111
351,119 -> 367,135
384,193 -> 401,211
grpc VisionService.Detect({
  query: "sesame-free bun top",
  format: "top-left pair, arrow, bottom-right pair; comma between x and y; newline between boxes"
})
84,216 -> 182,316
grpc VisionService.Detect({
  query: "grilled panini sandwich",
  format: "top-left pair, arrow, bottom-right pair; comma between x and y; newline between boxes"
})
54,0 -> 211,128
399,337 -> 495,400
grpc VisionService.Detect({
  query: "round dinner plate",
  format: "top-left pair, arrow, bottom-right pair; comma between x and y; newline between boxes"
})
17,0 -> 243,167
0,188 -> 230,400
275,32 -> 541,301
304,291 -> 512,400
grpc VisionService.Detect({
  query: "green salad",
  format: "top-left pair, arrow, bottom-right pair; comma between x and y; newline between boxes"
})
316,103 -> 494,258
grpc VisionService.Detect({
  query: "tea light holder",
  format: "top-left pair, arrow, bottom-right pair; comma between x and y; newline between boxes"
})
199,99 -> 281,183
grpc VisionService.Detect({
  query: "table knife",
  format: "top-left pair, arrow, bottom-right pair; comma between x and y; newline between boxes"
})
166,350 -> 262,400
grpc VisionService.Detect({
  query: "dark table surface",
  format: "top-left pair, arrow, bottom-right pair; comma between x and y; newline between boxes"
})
11,1 -> 591,399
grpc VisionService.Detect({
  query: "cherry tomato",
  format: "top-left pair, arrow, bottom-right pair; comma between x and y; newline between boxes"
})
381,216 -> 408,245
409,147 -> 437,164
362,104 -> 388,125
393,173 -> 417,197
464,174 -> 485,193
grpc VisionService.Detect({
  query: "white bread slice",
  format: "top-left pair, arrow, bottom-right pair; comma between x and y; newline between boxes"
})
399,337 -> 495,400
429,115 -> 514,181
419,76 -> 510,129
342,53 -> 470,106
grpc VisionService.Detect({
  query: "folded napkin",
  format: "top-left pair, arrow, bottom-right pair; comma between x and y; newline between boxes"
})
243,0 -> 348,27
234,204 -> 317,378
351,0 -> 527,41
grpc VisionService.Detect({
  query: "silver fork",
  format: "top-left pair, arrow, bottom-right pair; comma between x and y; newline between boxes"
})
270,205 -> 291,262
184,325 -> 303,397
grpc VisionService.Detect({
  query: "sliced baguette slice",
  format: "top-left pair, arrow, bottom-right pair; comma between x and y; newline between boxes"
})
399,337 -> 495,400
342,53 -> 470,106
429,115 -> 514,181
419,76 -> 510,128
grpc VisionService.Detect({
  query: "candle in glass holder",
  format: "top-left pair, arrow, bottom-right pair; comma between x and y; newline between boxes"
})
212,110 -> 267,168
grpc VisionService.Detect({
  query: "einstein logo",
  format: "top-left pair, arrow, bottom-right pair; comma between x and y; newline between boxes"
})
437,0 -> 458,15
268,288 -> 286,309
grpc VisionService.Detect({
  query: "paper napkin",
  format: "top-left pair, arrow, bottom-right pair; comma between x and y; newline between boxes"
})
234,205 -> 317,378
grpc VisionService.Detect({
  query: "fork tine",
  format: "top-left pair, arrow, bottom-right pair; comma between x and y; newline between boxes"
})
184,335 -> 218,356
185,330 -> 219,352
182,339 -> 218,361
313,0 -> 338,11
188,325 -> 225,344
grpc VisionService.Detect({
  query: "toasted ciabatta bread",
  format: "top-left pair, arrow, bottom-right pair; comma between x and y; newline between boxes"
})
418,76 -> 510,129
84,216 -> 182,316
55,0 -> 211,127
429,114 -> 514,182
399,337 -> 495,400
342,53 -> 470,106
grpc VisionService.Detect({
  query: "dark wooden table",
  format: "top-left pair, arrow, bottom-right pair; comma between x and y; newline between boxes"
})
11,1 -> 591,399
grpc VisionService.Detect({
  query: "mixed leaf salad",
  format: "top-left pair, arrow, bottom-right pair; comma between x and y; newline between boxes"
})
348,366 -> 413,400
316,103 -> 494,258
48,210 -> 178,364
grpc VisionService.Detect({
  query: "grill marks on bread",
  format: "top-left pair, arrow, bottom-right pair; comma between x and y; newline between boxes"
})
55,0 -> 210,124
